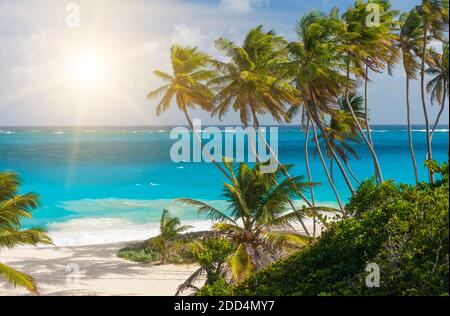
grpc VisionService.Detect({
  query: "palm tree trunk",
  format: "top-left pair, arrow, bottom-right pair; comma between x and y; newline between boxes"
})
304,117 -> 317,238
420,20 -> 434,183
311,120 -> 344,212
364,65 -> 374,146
182,108 -> 232,182
345,66 -> 383,184
329,157 -> 334,182
431,85 -> 447,139
344,160 -> 360,184
345,91 -> 384,184
314,118 -> 355,193
406,75 -> 420,185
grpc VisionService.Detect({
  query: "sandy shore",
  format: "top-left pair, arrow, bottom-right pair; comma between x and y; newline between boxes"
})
0,242 -> 201,296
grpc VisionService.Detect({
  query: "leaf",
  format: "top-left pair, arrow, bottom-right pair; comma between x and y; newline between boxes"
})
227,243 -> 254,282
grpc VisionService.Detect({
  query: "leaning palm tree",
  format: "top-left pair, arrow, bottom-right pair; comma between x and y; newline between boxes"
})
288,10 -> 355,211
0,171 -> 52,293
149,209 -> 192,264
177,162 -> 334,281
426,42 -> 449,137
398,9 -> 425,185
147,45 -> 232,181
416,0 -> 449,183
340,0 -> 400,184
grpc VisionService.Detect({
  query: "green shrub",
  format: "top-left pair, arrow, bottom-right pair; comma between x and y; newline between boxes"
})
199,174 -> 449,296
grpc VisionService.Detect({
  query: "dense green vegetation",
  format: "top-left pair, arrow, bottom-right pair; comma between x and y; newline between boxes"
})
198,163 -> 449,296
118,209 -> 192,264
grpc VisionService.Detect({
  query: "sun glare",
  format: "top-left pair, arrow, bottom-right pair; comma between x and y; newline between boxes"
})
69,50 -> 106,88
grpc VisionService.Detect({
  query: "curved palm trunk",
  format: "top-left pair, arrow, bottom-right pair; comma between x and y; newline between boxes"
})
329,157 -> 334,182
311,121 -> 344,212
431,85 -> 447,139
182,108 -> 232,182
304,117 -> 317,238
344,160 -> 360,185
405,75 -> 420,185
345,91 -> 384,184
314,118 -> 355,193
345,65 -> 383,184
364,65 -> 374,146
420,20 -> 434,183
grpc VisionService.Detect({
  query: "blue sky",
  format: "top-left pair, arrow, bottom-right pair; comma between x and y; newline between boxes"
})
0,0 -> 447,126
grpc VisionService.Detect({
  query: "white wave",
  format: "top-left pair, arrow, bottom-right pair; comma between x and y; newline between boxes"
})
150,182 -> 160,186
0,130 -> 14,134
54,131 -> 64,135
47,217 -> 213,247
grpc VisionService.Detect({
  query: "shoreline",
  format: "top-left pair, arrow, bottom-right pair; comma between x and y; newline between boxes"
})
0,241 -> 202,296
0,219 -> 319,296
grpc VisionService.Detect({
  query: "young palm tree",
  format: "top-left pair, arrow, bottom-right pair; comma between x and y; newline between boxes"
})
398,9 -> 424,185
426,42 -> 449,137
416,0 -> 449,183
177,162 -> 334,281
176,237 -> 233,295
149,209 -> 192,264
0,171 -> 52,293
147,45 -> 232,181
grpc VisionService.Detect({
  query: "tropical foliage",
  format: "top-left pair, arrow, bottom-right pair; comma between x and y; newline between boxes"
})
0,171 -> 52,293
176,237 -> 234,296
199,161 -> 449,296
177,162 -> 337,282
119,209 -> 192,264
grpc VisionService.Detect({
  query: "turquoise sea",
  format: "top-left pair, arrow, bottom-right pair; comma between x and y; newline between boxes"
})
0,125 -> 448,245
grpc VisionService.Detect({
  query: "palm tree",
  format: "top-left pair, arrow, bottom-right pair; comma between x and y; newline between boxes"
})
176,237 -> 233,295
212,27 -> 314,234
340,0 -> 400,185
149,209 -> 192,264
212,26 -> 297,127
416,0 -> 449,183
426,42 -> 449,137
147,45 -> 232,181
177,162 -> 334,281
288,10 -> 355,211
398,9 -> 424,185
0,171 -> 52,293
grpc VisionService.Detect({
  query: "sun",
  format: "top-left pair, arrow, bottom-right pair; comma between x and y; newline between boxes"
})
69,50 -> 106,88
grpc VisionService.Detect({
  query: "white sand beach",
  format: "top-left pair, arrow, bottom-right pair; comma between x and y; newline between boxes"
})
0,242 -> 201,296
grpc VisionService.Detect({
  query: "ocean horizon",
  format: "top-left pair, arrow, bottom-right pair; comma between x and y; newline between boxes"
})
1,124 -> 448,246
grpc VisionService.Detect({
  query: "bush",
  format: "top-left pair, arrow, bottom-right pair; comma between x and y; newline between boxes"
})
118,240 -> 190,264
199,175 -> 449,296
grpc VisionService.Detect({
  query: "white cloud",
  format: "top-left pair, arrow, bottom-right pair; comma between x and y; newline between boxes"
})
171,24 -> 203,47
219,0 -> 267,13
